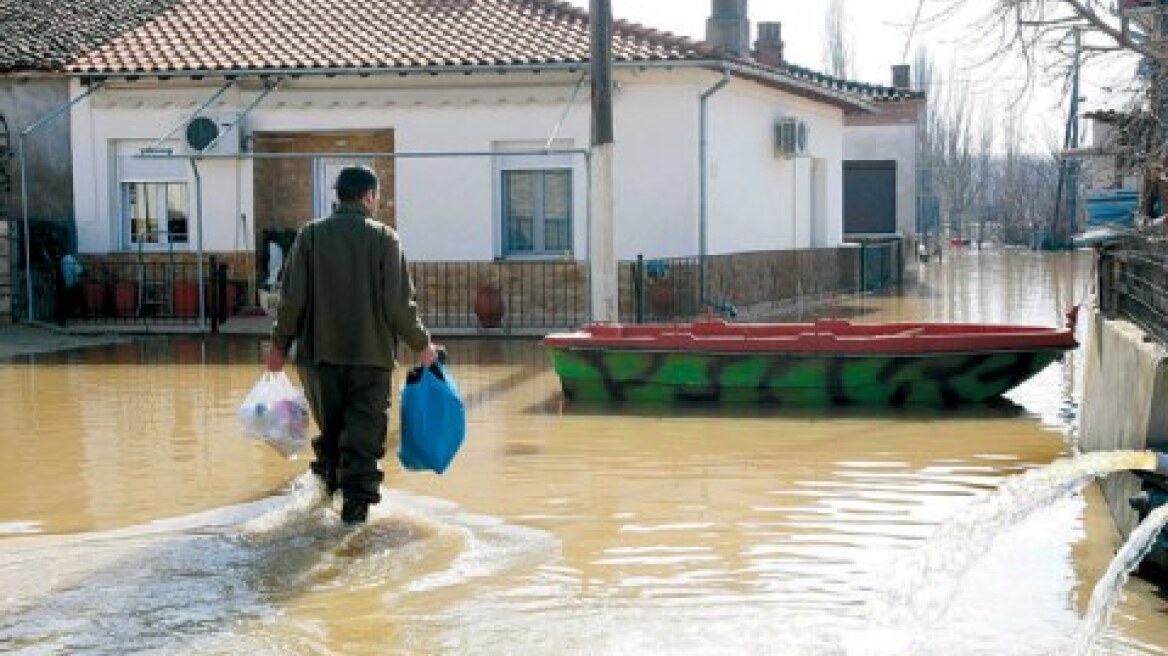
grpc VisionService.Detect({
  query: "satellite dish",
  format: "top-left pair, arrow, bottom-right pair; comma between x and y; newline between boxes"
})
185,116 -> 220,151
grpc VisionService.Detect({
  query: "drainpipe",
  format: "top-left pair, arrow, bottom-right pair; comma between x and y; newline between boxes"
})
699,71 -> 731,306
18,82 -> 104,323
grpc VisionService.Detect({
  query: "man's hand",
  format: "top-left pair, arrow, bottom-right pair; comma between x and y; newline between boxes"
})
266,346 -> 286,372
419,343 -> 442,368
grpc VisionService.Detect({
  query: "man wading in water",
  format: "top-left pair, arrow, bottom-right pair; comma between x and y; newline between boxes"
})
266,165 -> 440,525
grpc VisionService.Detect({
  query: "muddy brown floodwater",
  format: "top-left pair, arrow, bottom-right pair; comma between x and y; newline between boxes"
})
1,248 -> 1166,655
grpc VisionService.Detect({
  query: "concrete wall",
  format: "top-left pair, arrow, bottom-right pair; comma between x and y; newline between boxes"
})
844,121 -> 918,238
1,76 -> 74,321
71,70 -> 849,263
706,246 -> 857,312
0,77 -> 74,224
1079,309 -> 1168,552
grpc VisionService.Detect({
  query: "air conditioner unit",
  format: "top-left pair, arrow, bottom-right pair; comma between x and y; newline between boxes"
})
183,111 -> 242,156
774,118 -> 809,158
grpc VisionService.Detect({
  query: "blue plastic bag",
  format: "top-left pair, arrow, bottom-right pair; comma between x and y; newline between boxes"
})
399,362 -> 466,474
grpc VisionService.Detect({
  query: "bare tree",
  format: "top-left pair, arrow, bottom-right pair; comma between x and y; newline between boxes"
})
996,116 -> 1061,244
914,46 -> 1058,247
916,50 -> 980,241
954,0 -> 1164,184
973,0 -> 1160,64
823,0 -> 855,79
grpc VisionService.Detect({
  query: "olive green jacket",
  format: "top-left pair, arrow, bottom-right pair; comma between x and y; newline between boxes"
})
271,202 -> 430,368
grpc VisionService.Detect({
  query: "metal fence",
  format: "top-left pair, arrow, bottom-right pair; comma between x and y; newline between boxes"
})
22,259 -> 233,327
409,260 -> 587,330
15,267 -> 55,324
855,238 -> 904,293
1098,237 -> 1168,346
16,243 -> 901,331
626,255 -> 703,322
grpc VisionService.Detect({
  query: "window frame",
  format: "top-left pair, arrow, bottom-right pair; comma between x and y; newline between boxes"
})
121,180 -> 191,250
115,140 -> 192,252
499,167 -> 574,259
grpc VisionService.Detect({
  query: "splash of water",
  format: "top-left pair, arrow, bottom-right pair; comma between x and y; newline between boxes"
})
1066,501 -> 1168,656
237,471 -> 331,542
866,450 -> 1157,637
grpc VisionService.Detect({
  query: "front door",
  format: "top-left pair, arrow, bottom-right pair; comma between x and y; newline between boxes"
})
314,158 -> 373,217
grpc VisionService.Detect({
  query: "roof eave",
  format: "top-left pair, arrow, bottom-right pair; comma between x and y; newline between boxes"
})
68,60 -> 663,80
67,58 -> 875,112
714,61 -> 875,113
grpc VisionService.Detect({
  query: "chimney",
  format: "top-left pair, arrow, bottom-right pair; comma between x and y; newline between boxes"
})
755,22 -> 783,67
706,0 -> 750,59
892,64 -> 911,91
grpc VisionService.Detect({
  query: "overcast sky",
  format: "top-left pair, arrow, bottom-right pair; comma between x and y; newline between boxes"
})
566,0 -> 1141,152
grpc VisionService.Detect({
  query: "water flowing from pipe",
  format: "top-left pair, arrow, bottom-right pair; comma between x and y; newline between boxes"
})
1066,502 -> 1168,656
866,450 -> 1158,635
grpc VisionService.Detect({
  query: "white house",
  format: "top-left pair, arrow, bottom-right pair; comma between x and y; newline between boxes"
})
72,68 -> 857,264
843,64 -> 924,241
51,0 -> 916,325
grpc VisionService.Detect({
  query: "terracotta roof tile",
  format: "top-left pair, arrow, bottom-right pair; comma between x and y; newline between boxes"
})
0,0 -> 183,72
25,0 -> 900,110
66,0 -> 710,75
778,62 -> 925,102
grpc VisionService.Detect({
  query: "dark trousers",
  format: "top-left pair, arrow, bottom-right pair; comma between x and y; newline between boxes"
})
297,363 -> 392,505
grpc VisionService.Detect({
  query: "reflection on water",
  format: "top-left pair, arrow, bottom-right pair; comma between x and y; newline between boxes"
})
1,248 -> 1167,655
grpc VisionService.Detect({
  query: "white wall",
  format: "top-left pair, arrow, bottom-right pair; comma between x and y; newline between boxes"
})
71,81 -> 254,255
72,79 -> 594,261
844,123 -> 919,236
705,78 -> 845,254
608,79 -> 701,259
71,71 -> 847,262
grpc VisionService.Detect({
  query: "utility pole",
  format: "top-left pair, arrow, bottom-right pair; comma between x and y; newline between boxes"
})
589,0 -> 618,322
1051,26 -> 1083,249
1158,5 -> 1168,181
1066,26 -> 1083,245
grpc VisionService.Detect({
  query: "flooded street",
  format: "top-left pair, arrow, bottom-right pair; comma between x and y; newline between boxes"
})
2,248 -> 1167,655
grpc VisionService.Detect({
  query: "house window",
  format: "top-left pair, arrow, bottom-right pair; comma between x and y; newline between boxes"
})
502,169 -> 572,256
123,182 -> 189,247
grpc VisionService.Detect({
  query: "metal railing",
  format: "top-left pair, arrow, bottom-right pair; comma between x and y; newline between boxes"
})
627,255 -> 703,322
15,267 -> 55,323
20,244 -> 898,331
49,260 -> 234,327
1098,237 -> 1168,346
853,238 -> 904,293
409,260 -> 587,331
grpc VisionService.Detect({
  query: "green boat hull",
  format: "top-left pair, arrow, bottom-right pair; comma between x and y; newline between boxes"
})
547,348 -> 1064,406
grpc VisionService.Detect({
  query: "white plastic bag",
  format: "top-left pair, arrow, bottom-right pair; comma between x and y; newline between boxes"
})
238,372 -> 310,458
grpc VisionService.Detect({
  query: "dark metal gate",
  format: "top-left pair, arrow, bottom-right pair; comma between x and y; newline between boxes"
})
844,160 -> 897,234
